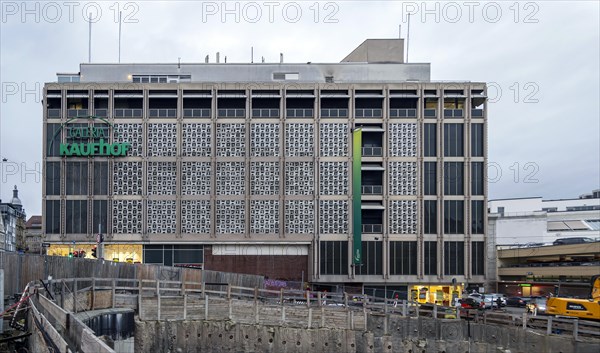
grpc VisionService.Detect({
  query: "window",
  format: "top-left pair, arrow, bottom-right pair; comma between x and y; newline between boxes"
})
471,241 -> 485,275
424,162 -> 436,195
273,72 -> 299,80
133,74 -> 191,83
356,242 -> 382,275
92,200 -> 108,234
45,200 -> 61,234
66,162 -> 88,195
390,241 -> 417,275
566,206 -> 600,211
472,200 -> 485,234
424,200 -> 437,234
585,219 -> 600,231
423,124 -> 437,157
444,124 -> 463,157
444,162 -> 463,195
93,162 -> 108,195
471,123 -> 484,157
143,245 -> 166,265
143,245 -> 204,266
320,241 -> 348,275
444,200 -> 464,234
424,241 -> 437,275
174,245 -> 204,264
47,123 -> 61,156
66,200 -> 87,234
57,74 -> 80,83
444,241 -> 464,275
471,162 -> 484,195
46,162 -> 61,195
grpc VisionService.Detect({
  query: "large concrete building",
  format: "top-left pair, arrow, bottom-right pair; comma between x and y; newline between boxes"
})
42,39 -> 488,303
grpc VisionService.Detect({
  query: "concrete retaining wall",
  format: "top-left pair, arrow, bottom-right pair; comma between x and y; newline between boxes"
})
135,317 -> 599,353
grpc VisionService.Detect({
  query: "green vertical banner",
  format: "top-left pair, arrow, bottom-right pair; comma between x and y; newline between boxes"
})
352,128 -> 362,265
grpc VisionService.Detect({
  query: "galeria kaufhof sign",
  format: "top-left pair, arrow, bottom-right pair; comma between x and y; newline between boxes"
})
50,116 -> 131,157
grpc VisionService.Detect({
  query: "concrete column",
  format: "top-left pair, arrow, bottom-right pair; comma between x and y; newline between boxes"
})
204,294 -> 209,320
156,280 -> 161,320
183,294 -> 187,320
138,279 -> 143,320
73,279 -> 78,313
112,279 -> 116,309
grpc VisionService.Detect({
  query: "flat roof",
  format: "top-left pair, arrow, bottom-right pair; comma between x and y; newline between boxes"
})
488,197 -> 542,202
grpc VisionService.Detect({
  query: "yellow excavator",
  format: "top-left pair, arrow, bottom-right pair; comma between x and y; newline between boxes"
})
546,275 -> 600,320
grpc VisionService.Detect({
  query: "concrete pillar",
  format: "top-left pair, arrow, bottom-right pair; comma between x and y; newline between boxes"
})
205,295 -> 209,320
112,279 -> 116,309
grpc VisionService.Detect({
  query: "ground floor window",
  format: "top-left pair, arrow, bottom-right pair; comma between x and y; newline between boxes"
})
143,244 -> 204,266
320,241 -> 348,275
355,241 -> 383,275
389,241 -> 417,275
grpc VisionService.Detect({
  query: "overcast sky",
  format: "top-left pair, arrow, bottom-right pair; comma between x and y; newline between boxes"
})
1,1 -> 599,216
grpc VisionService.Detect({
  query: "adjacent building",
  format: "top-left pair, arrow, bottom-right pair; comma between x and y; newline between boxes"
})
42,38 -> 488,303
488,190 -> 600,296
0,186 -> 27,252
25,216 -> 43,254
489,190 -> 600,246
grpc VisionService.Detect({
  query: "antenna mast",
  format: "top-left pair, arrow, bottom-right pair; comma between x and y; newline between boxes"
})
118,11 -> 122,63
406,14 -> 411,62
88,12 -> 92,63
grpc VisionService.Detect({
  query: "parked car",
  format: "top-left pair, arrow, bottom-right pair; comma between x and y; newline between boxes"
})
526,297 -> 547,315
482,295 -> 500,309
468,292 -> 484,300
487,293 -> 507,307
553,237 -> 595,245
506,297 -> 528,307
460,297 -> 485,310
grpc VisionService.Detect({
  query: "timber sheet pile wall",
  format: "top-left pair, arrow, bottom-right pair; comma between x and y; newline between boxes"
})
0,253 -> 263,297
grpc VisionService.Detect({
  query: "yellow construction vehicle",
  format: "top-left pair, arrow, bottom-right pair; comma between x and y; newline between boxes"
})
546,275 -> 600,320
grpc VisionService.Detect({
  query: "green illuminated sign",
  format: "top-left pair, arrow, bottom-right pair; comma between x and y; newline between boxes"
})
49,116 -> 130,157
59,139 -> 130,156
519,283 -> 532,287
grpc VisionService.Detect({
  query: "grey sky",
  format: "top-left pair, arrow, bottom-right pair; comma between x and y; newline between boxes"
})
1,1 -> 599,216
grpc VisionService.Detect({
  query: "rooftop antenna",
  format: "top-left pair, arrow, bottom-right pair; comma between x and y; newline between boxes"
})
216,52 -> 220,63
406,13 -> 411,62
398,24 -> 401,39
178,57 -> 181,69
118,11 -> 122,63
261,56 -> 265,63
205,55 -> 209,63
251,47 -> 254,63
88,12 -> 92,62
280,53 -> 283,63
224,56 -> 227,63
